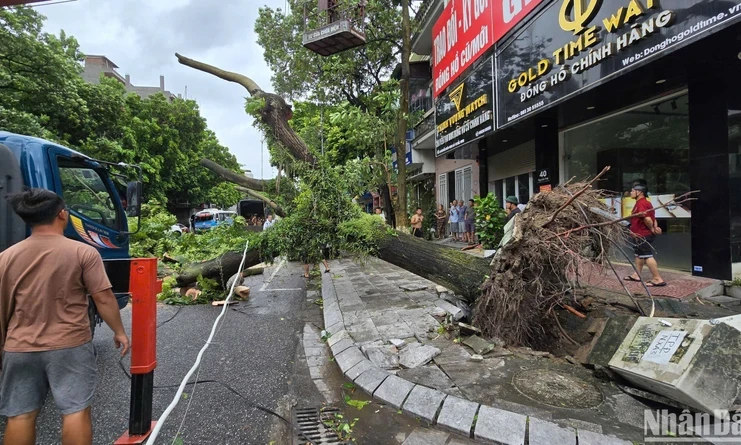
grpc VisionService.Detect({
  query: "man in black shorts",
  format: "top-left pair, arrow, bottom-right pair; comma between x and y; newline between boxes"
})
0,189 -> 130,445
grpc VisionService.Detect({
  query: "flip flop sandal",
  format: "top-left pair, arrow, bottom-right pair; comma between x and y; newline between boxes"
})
647,281 -> 668,287
623,276 -> 641,282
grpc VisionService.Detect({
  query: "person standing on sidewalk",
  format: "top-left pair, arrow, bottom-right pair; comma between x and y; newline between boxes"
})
624,184 -> 666,286
0,189 -> 130,445
505,196 -> 521,222
449,200 -> 461,241
411,207 -> 424,238
435,204 -> 447,239
456,200 -> 467,241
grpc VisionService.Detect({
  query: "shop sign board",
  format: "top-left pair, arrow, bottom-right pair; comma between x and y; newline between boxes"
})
432,0 -> 545,97
434,57 -> 494,157
495,0 -> 741,128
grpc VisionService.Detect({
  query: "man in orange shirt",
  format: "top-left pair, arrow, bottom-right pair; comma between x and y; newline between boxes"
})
624,184 -> 666,286
0,189 -> 130,445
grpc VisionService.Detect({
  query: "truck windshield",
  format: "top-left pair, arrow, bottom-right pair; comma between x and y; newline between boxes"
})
58,160 -> 119,230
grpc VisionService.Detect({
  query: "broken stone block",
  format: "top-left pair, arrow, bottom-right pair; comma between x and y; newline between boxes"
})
458,322 -> 481,336
435,285 -> 450,294
462,335 -> 495,355
400,283 -> 428,292
608,315 -> 741,413
389,338 -> 406,348
470,354 -> 483,362
399,342 -> 441,368
435,299 -> 463,320
429,307 -> 447,318
364,345 -> 399,370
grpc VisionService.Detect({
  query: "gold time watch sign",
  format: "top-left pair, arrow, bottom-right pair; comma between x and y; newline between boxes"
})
495,0 -> 741,128
435,56 -> 494,157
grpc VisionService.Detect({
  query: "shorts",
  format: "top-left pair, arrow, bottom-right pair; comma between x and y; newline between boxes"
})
450,222 -> 459,233
0,341 -> 97,417
633,234 -> 656,259
465,221 -> 475,233
458,221 -> 466,233
412,228 -> 424,238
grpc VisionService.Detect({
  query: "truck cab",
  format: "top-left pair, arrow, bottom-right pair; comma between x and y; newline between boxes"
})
0,131 -> 142,310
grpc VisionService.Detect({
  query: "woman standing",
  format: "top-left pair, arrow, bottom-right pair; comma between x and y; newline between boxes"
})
435,204 -> 447,239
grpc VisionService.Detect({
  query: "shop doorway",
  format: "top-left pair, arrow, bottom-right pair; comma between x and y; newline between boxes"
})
561,92 -> 691,271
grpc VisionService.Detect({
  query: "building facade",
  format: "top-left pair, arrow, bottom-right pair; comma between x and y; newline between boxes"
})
422,0 -> 741,280
82,55 -> 176,101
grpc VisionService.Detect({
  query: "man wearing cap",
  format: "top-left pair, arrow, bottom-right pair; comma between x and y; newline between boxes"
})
505,196 -> 521,223
624,183 -> 666,286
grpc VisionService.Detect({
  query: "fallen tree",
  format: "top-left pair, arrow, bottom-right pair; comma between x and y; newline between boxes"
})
171,52 -> 694,347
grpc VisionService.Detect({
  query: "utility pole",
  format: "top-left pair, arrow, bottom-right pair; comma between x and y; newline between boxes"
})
396,0 -> 412,228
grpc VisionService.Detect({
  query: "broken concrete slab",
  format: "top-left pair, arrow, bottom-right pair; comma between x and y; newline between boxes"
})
396,365 -> 457,393
474,405 -> 527,444
364,345 -> 400,370
528,418 -> 577,445
608,316 -> 741,413
435,299 -> 463,320
435,285 -> 450,294
704,295 -> 741,305
374,375 -> 415,408
402,385 -> 447,424
399,283 -> 429,292
429,306 -> 447,317
389,338 -> 406,348
399,343 -> 441,369
436,395 -> 479,437
354,367 -> 390,395
462,335 -> 496,355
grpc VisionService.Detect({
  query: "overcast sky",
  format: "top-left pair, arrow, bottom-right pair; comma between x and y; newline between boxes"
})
40,0 -> 283,179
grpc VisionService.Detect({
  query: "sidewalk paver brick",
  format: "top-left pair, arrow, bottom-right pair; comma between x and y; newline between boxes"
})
334,346 -> 365,372
437,395 -> 479,437
528,418 -> 576,445
374,374 -> 415,408
401,428 -> 449,445
577,429 -> 633,445
326,329 -> 350,347
329,338 -> 354,356
345,359 -> 374,381
474,405 -> 527,445
402,385 -> 447,424
354,367 -> 390,395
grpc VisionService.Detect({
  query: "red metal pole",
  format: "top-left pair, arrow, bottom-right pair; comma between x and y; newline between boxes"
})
115,258 -> 161,445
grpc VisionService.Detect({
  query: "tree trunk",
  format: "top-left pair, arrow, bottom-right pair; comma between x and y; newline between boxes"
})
395,0 -> 412,229
176,249 -> 262,288
377,232 -> 490,302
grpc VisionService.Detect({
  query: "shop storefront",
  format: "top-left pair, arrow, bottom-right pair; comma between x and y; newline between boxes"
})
434,55 -> 494,208
491,0 -> 741,279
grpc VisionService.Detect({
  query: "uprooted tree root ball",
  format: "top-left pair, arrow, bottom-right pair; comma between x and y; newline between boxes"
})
473,177 -> 626,347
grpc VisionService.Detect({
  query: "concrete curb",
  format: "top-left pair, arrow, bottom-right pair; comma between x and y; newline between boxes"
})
321,273 -> 633,445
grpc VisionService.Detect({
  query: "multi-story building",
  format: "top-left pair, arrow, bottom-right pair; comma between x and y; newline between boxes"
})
421,0 -> 741,280
82,55 -> 176,101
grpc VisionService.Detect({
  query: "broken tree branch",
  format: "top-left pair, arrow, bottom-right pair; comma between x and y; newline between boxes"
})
175,53 -> 263,95
201,158 -> 267,191
546,166 -> 610,227
548,192 -> 697,240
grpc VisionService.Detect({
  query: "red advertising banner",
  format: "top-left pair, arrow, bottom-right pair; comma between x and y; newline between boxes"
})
432,0 -> 544,98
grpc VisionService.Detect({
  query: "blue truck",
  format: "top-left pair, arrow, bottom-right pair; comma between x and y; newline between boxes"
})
0,131 -> 144,313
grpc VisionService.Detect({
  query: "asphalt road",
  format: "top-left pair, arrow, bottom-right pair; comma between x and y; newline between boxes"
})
0,260 -> 325,445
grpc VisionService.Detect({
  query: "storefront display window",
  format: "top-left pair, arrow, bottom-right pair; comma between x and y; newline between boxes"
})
562,93 -> 691,270
729,107 -> 741,263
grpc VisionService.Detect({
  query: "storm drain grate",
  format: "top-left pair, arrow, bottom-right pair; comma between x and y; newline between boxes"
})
292,406 -> 351,445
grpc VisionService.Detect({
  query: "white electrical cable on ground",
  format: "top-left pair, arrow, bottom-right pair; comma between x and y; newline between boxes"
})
145,241 -> 251,445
